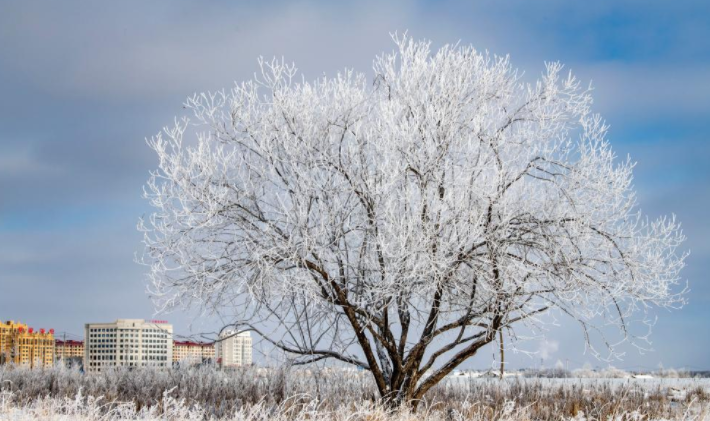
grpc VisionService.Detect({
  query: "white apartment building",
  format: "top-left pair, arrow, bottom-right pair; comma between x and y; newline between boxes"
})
84,319 -> 173,372
215,330 -> 252,367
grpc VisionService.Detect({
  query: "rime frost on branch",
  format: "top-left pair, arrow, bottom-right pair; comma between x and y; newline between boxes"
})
140,35 -> 687,403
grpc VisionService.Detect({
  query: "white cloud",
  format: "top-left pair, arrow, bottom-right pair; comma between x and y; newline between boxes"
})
538,339 -> 559,361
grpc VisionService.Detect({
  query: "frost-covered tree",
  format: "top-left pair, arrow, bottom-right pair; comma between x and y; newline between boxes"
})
141,35 -> 687,406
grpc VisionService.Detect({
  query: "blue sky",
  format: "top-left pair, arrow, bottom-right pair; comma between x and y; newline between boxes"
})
1,0 -> 708,370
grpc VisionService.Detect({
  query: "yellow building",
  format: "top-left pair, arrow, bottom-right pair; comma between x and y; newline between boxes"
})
55,340 -> 84,361
0,321 -> 55,368
172,340 -> 215,364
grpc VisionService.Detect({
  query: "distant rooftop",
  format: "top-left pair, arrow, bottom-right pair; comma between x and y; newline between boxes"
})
174,340 -> 214,347
55,339 -> 83,346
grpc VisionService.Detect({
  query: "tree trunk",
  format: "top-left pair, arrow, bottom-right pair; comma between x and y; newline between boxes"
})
380,377 -> 418,410
499,330 -> 505,380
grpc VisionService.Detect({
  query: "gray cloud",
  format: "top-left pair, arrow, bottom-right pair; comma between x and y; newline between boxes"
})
573,63 -> 710,121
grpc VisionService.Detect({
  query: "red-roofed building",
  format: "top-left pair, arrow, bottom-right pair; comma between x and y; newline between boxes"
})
55,339 -> 84,363
172,340 -> 215,363
0,321 -> 55,368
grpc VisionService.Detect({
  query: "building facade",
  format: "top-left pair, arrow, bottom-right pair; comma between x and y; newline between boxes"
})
215,330 -> 252,367
84,319 -> 172,372
55,339 -> 84,366
172,341 -> 215,364
0,321 -> 55,368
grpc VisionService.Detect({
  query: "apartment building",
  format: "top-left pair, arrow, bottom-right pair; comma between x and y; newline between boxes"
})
0,320 -> 55,368
215,330 -> 252,367
84,319 -> 172,372
0,321 -> 12,364
55,339 -> 84,366
172,340 -> 215,364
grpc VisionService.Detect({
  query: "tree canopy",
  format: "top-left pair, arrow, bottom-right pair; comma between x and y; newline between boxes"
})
142,35 -> 687,405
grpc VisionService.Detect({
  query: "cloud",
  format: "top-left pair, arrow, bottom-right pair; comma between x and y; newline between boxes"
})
0,1 -> 424,102
0,145 -> 63,177
572,63 -> 710,121
538,340 -> 560,361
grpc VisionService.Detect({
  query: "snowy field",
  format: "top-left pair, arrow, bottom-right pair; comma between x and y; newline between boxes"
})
446,374 -> 710,393
1,366 -> 709,420
0,367 -> 710,421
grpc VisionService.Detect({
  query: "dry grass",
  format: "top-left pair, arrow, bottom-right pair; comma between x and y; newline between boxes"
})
1,365 -> 708,420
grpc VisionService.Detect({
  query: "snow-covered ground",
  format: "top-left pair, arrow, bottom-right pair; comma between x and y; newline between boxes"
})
2,366 -> 709,420
446,373 -> 710,392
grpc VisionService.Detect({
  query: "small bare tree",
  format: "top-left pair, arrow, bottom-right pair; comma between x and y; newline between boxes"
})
141,35 -> 687,406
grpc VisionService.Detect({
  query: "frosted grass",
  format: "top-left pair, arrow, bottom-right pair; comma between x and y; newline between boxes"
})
1,365 -> 709,420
